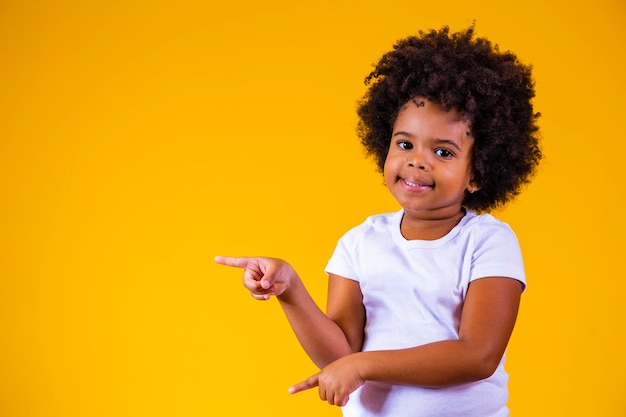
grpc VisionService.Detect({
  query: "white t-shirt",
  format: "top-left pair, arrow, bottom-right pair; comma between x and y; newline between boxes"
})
325,209 -> 525,417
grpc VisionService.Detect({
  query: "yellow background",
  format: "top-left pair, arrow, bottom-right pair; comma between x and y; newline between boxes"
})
1,1 -> 624,416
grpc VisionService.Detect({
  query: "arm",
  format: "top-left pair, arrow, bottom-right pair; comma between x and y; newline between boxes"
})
290,276 -> 522,406
214,257 -> 364,368
276,272 -> 364,367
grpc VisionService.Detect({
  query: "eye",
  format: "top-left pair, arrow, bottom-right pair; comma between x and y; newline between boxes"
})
397,140 -> 413,150
435,148 -> 454,158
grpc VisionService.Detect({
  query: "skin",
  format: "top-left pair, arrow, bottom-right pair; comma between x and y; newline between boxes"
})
385,98 -> 478,240
214,97 -> 523,407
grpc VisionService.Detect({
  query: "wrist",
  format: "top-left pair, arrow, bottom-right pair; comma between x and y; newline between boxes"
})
276,273 -> 302,303
353,351 -> 376,381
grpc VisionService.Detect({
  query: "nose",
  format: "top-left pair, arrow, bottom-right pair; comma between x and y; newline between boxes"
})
407,148 -> 430,170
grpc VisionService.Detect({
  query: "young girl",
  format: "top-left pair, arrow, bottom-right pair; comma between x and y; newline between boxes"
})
215,26 -> 541,417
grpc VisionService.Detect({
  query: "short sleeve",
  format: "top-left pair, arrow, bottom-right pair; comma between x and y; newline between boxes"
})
470,220 -> 526,290
325,229 -> 361,282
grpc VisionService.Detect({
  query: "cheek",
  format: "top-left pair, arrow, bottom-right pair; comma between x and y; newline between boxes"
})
382,160 -> 395,187
450,165 -> 473,187
382,154 -> 396,177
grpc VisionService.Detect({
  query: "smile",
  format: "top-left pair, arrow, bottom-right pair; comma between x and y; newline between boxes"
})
402,178 -> 432,188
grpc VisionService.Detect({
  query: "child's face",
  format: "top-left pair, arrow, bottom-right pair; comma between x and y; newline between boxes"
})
384,98 -> 477,220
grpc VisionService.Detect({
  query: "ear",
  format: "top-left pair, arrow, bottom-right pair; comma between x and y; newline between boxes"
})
467,180 -> 481,194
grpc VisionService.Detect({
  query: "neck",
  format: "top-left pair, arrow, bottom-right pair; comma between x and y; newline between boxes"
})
400,209 -> 466,241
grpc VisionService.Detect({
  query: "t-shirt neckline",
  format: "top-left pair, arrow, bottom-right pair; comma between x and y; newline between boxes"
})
391,209 -> 475,249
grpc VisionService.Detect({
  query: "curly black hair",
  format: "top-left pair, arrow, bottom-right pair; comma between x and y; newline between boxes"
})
357,26 -> 542,212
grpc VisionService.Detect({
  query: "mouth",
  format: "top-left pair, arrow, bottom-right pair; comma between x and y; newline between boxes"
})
402,178 -> 433,188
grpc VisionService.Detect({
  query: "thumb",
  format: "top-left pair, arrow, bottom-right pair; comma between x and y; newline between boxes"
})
288,373 -> 319,395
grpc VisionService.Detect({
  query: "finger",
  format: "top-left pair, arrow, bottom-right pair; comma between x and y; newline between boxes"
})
288,373 -> 319,394
214,256 -> 250,269
251,292 -> 270,301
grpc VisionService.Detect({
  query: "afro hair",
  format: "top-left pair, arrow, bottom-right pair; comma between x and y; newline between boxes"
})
357,26 -> 542,212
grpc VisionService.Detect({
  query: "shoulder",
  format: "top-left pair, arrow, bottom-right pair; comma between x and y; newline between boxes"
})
456,211 -> 523,263
339,211 -> 400,241
326,211 -> 400,280
461,211 -> 518,241
463,211 -> 526,287
330,211 -> 400,254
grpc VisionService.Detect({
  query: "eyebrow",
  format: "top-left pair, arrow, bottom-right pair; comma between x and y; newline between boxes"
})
434,138 -> 462,152
392,131 -> 463,152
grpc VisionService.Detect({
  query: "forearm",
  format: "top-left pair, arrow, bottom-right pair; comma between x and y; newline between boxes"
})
288,278 -> 521,403
351,278 -> 520,388
214,255 -> 356,369
277,277 -> 354,368
355,339 -> 500,388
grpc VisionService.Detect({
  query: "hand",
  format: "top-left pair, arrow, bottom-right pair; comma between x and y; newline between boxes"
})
214,256 -> 297,300
288,354 -> 365,407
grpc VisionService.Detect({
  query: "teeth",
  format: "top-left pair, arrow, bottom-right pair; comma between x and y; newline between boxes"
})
404,179 -> 420,187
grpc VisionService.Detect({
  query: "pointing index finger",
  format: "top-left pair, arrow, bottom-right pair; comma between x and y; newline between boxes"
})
288,373 -> 319,394
214,256 -> 249,268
